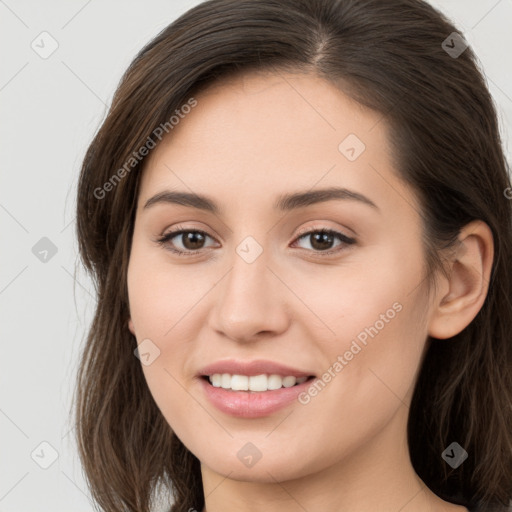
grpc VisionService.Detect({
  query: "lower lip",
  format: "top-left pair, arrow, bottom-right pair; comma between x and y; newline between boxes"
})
199,376 -> 315,418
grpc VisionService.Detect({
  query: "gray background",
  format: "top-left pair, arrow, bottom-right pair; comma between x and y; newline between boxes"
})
1,1 -> 511,510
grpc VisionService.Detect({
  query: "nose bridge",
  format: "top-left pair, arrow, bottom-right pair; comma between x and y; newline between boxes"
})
234,234 -> 272,294
208,235 -> 288,341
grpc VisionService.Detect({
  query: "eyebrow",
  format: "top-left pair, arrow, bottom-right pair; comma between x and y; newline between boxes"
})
143,186 -> 379,214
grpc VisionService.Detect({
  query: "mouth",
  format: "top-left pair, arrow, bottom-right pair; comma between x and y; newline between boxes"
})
199,372 -> 317,418
200,374 -> 316,392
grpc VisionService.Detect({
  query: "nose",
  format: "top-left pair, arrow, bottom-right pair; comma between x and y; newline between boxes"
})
207,245 -> 290,343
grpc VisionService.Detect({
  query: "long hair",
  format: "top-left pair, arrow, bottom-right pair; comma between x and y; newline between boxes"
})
73,1 -> 512,511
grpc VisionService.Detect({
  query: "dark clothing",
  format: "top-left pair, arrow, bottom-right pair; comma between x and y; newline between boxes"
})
468,501 -> 512,512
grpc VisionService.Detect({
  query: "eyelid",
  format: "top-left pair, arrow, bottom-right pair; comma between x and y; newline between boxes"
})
293,223 -> 355,242
290,227 -> 356,256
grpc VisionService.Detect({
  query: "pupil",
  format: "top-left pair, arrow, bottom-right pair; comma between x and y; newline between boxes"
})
184,232 -> 204,250
311,232 -> 333,251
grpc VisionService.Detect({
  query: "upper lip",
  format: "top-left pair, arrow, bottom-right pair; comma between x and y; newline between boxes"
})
198,359 -> 316,378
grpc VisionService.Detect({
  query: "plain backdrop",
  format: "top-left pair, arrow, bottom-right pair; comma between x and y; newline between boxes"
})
1,1 -> 511,510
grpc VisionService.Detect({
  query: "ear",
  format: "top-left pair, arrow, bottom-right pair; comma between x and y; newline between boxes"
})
428,220 -> 494,339
128,318 -> 136,336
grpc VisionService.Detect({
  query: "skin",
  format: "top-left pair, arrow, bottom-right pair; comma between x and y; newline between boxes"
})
127,70 -> 493,512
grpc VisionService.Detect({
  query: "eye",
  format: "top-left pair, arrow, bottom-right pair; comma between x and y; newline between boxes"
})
156,227 -> 217,256
291,228 -> 356,256
156,226 -> 356,257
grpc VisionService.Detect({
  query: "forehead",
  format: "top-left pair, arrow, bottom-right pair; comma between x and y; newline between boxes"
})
138,70 -> 418,218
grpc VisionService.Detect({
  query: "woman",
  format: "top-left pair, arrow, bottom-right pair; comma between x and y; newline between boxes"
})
73,1 -> 512,511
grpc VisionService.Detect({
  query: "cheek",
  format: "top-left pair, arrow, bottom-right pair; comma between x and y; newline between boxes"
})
299,241 -> 429,411
127,254 -> 202,427
127,242 -> 217,417
299,238 -> 425,348
127,240 -> 213,339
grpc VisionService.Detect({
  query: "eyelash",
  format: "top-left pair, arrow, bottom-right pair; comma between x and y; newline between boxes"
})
156,226 -> 356,258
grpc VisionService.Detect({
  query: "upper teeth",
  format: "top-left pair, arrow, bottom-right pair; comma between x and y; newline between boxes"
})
208,373 -> 309,391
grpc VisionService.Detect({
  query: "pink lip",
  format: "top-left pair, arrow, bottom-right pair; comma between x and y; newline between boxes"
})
197,359 -> 315,378
199,375 -> 315,418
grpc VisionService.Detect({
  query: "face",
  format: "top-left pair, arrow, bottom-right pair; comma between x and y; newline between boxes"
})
127,70 -> 433,483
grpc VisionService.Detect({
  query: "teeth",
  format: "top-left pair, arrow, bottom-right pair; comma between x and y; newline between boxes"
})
208,373 -> 309,391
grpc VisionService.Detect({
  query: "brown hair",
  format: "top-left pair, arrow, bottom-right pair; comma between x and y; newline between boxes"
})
73,0 -> 512,511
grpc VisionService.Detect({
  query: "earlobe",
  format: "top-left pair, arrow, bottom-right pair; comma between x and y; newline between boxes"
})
428,220 -> 494,340
128,318 -> 135,336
